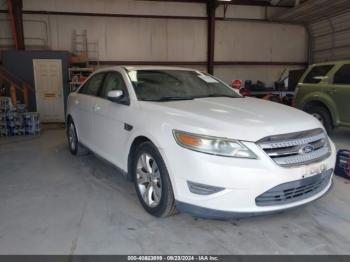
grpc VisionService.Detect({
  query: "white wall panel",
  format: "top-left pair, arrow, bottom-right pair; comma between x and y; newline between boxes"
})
166,20 -> 206,61
215,21 -> 307,62
26,15 -> 207,62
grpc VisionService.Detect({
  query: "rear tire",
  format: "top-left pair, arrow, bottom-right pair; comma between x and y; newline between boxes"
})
132,141 -> 176,217
67,119 -> 89,156
305,105 -> 333,134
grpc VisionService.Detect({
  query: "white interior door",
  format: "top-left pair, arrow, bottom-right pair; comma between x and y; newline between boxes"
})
33,59 -> 64,122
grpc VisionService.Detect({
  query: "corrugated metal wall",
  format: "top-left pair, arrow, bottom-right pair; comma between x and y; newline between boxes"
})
271,0 -> 350,63
310,11 -> 350,63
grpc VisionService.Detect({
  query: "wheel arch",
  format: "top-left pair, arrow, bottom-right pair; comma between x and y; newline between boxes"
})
302,97 -> 339,126
126,135 -> 154,181
125,131 -> 173,184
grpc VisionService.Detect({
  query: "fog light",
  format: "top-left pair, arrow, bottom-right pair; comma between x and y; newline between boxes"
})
187,181 -> 225,195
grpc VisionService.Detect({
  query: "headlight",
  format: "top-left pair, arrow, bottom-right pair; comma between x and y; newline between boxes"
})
173,130 -> 257,159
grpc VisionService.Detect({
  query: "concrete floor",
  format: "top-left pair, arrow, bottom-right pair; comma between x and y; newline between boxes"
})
0,126 -> 350,255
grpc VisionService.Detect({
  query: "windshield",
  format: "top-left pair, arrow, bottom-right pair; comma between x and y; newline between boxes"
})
127,69 -> 241,101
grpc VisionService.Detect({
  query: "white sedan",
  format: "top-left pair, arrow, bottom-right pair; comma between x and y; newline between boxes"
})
66,66 -> 336,219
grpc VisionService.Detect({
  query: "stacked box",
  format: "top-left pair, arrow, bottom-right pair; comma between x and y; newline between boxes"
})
23,112 -> 40,135
0,97 -> 40,137
16,104 -> 26,113
0,113 -> 7,137
0,97 -> 13,113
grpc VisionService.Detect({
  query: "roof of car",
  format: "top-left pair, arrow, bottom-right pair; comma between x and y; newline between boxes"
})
310,60 -> 350,66
95,65 -> 201,73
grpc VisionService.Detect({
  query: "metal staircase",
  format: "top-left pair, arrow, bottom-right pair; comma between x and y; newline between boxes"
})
0,66 -> 35,110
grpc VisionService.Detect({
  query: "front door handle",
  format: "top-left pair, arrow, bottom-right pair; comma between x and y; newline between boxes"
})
93,104 -> 101,112
326,89 -> 337,95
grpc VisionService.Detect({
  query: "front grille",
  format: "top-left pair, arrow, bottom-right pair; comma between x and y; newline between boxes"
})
258,128 -> 330,167
255,169 -> 333,206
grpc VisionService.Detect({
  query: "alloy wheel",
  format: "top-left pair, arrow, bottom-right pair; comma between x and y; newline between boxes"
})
136,153 -> 162,208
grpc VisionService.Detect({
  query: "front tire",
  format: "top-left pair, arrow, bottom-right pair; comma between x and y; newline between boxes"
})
305,105 -> 333,134
132,142 -> 176,217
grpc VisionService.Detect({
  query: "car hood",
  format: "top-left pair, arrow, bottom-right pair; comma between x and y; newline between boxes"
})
139,97 -> 323,142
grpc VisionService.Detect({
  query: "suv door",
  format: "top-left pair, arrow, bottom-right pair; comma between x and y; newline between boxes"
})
296,64 -> 335,131
330,64 -> 350,124
91,71 -> 132,167
74,73 -> 105,147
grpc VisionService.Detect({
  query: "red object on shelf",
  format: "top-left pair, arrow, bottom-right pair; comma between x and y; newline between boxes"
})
79,75 -> 88,82
231,79 -> 242,89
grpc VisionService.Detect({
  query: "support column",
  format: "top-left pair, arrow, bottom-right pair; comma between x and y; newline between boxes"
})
207,0 -> 217,75
7,0 -> 25,50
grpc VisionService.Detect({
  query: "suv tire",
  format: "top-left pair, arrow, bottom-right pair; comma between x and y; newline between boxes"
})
305,105 -> 333,134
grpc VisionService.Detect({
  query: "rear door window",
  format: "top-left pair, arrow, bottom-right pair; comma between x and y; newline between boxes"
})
79,73 -> 105,96
303,65 -> 334,84
333,64 -> 350,85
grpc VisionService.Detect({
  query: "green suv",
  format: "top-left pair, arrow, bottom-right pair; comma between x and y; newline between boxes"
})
295,60 -> 350,132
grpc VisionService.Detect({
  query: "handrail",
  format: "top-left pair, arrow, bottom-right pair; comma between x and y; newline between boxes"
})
0,66 -> 35,92
0,66 -> 35,110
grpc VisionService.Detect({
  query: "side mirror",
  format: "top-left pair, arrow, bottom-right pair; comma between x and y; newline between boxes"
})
107,90 -> 129,105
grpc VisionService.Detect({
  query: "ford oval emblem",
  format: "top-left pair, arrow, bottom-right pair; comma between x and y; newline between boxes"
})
300,144 -> 315,154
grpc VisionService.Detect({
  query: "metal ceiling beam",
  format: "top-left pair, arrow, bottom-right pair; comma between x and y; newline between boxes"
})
139,0 -> 295,7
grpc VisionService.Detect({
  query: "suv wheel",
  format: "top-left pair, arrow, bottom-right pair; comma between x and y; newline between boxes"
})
305,105 -> 333,133
132,142 -> 176,217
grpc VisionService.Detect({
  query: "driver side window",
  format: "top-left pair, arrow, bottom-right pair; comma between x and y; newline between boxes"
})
79,73 -> 105,96
99,72 -> 128,99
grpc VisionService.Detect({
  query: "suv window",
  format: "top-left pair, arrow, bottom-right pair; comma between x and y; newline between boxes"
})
333,64 -> 350,85
303,65 -> 334,84
79,73 -> 105,96
99,72 -> 128,98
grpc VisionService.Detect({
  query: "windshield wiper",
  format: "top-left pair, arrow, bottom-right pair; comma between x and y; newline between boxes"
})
195,94 -> 237,99
141,96 -> 194,102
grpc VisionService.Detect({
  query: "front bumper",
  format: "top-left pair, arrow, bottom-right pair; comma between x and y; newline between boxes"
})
160,139 -> 336,218
176,173 -> 333,219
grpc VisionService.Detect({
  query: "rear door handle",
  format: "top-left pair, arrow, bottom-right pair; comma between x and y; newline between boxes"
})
75,99 -> 80,105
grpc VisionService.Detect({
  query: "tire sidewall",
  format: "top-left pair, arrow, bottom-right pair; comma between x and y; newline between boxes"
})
67,120 -> 78,155
132,142 -> 174,216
